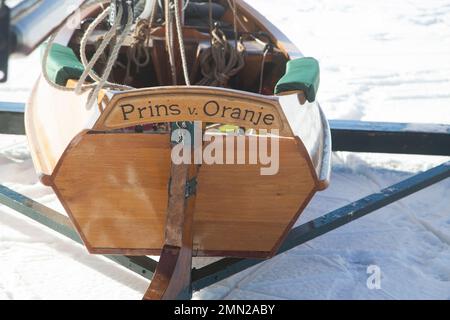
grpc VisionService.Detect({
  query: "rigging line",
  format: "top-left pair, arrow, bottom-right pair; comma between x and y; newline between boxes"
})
226,0 -> 272,53
259,45 -> 269,94
86,3 -> 134,108
231,0 -> 238,49
124,19 -> 151,84
149,0 -> 159,29
77,5 -> 115,90
174,0 -> 190,85
76,4 -> 131,94
226,0 -> 249,34
165,0 -> 177,84
41,0 -> 121,92
224,1 -> 273,66
138,0 -> 160,56
208,0 -> 213,35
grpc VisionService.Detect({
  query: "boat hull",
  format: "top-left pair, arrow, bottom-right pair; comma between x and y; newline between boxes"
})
25,0 -> 331,259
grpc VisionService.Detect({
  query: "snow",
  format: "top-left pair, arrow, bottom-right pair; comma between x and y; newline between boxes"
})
404,123 -> 450,133
1,0 -> 450,299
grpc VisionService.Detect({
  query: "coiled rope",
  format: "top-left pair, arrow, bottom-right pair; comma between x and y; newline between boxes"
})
197,0 -> 245,87
77,5 -> 123,92
125,19 -> 152,84
42,1 -> 134,109
197,27 -> 245,87
85,4 -> 134,108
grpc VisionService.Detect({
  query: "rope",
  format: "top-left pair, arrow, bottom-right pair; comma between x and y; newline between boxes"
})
132,21 -> 151,68
41,1 -> 110,91
42,1 -> 132,95
125,19 -> 152,83
76,5 -> 116,91
226,0 -> 248,33
85,3 -> 134,109
77,4 -> 134,93
165,0 -> 177,84
197,26 -> 245,87
259,45 -> 270,94
196,1 -> 245,87
208,0 -> 213,33
149,0 -> 160,28
231,0 -> 238,48
226,0 -> 273,93
174,0 -> 190,85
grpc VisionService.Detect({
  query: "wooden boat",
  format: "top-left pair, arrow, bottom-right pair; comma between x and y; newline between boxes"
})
25,0 -> 331,299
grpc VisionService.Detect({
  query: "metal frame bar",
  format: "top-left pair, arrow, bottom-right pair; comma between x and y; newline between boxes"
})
0,102 -> 26,135
2,103 -> 449,155
191,160 -> 450,290
330,120 -> 450,156
0,185 -> 157,280
1,161 -> 448,293
1,101 -> 449,297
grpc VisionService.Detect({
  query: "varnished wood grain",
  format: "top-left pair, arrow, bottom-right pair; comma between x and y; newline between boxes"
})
164,163 -> 191,247
143,244 -> 192,300
194,135 -> 317,255
25,77 -> 95,179
52,132 -> 318,257
53,133 -> 172,252
144,156 -> 198,300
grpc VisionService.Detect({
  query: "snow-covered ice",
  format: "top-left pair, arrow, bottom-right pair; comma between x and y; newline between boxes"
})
1,0 -> 450,299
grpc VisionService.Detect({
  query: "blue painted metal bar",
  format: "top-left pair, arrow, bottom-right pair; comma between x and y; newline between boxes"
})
191,160 -> 450,291
2,102 -> 449,155
0,184 -> 157,280
330,119 -> 450,134
330,119 -> 450,156
0,101 -> 24,113
0,101 -> 26,135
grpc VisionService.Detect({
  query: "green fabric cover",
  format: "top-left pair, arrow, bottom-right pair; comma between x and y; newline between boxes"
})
275,57 -> 320,102
43,43 -> 84,86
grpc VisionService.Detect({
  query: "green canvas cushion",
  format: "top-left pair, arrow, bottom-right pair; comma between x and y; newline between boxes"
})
43,43 -> 84,86
275,57 -> 320,102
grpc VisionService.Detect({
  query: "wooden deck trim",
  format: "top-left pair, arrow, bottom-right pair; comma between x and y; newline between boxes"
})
94,86 -> 294,137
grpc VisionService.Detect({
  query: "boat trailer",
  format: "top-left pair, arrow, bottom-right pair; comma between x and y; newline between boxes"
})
1,102 -> 449,299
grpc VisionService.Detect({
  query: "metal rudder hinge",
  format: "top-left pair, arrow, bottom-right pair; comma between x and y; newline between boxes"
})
185,177 -> 197,198
143,120 -> 199,300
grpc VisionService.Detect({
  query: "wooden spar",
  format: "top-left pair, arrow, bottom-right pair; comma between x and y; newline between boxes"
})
144,121 -> 199,300
143,162 -> 197,300
145,3 -> 196,299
